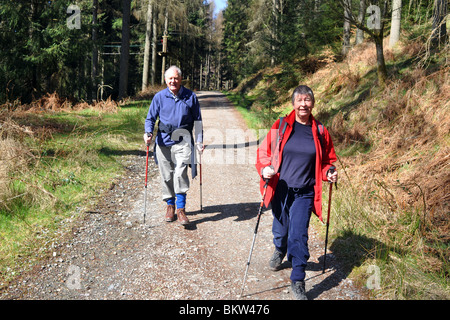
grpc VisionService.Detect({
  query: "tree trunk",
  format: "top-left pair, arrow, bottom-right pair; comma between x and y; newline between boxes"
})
161,3 -> 169,85
342,0 -> 352,56
30,0 -> 39,100
206,34 -> 211,90
355,0 -> 366,45
389,0 -> 402,48
92,0 -> 99,100
199,62 -> 202,90
431,0 -> 448,47
151,4 -> 157,86
142,0 -> 153,91
119,0 -> 131,100
217,51 -> 221,90
374,31 -> 388,86
271,0 -> 279,66
376,1 -> 389,86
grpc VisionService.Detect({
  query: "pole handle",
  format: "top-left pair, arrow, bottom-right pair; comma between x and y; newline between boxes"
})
327,165 -> 337,189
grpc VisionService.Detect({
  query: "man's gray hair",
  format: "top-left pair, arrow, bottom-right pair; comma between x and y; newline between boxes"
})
165,65 -> 182,79
292,85 -> 315,104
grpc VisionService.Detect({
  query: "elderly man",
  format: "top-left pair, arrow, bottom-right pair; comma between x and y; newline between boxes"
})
144,66 -> 203,225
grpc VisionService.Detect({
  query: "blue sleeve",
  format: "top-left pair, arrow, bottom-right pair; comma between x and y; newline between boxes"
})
192,94 -> 203,144
144,95 -> 160,134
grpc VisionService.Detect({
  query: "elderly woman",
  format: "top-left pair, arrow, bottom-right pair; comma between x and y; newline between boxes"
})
255,85 -> 338,300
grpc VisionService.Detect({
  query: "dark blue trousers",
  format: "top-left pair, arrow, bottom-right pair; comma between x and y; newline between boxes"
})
271,180 -> 314,282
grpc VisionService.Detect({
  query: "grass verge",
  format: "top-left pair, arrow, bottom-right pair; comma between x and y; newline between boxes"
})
228,27 -> 449,299
0,99 -> 150,285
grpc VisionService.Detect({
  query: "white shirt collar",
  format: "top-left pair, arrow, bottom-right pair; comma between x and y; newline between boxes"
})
168,86 -> 183,99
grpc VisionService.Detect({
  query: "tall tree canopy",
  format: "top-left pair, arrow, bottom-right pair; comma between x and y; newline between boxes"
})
220,0 -> 445,86
0,0 -> 445,103
0,0 -> 215,103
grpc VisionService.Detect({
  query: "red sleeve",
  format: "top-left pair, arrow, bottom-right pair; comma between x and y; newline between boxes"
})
320,127 -> 337,181
255,119 -> 280,177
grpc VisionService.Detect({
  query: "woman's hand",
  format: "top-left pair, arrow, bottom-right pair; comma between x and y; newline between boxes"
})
262,166 -> 275,179
327,170 -> 338,183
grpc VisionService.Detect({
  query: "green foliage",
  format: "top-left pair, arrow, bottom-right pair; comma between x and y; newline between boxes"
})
228,12 -> 450,298
0,0 -> 214,104
222,0 -> 253,82
0,0 -> 95,103
221,0 -> 344,83
0,101 -> 149,283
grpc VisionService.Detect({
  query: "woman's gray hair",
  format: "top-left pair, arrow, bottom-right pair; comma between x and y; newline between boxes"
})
165,65 -> 182,79
292,85 -> 315,104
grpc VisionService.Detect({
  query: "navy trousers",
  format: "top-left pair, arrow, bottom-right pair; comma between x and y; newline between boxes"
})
271,180 -> 314,282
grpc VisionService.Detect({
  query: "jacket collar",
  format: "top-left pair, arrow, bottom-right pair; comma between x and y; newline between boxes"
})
284,110 -> 316,126
165,86 -> 184,100
285,110 -> 296,126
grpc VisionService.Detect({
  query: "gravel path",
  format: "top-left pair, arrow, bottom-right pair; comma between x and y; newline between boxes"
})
1,91 -> 368,302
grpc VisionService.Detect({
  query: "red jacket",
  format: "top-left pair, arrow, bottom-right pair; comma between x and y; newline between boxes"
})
255,110 -> 337,222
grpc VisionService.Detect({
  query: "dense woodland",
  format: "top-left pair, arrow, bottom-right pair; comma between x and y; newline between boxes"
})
0,0 -> 448,299
0,0 -> 447,104
0,0 -> 217,103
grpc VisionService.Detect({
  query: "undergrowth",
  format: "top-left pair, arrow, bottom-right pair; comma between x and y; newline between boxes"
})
230,24 -> 449,299
0,95 -> 150,285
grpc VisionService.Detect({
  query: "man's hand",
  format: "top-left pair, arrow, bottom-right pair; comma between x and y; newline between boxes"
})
143,132 -> 152,145
196,143 -> 204,153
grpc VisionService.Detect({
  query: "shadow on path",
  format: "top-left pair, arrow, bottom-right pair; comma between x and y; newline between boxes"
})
185,202 -> 264,230
306,231 -> 388,299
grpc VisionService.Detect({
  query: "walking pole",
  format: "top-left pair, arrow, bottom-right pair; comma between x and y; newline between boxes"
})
239,179 -> 269,297
199,151 -> 203,213
143,143 -> 150,224
323,166 -> 336,273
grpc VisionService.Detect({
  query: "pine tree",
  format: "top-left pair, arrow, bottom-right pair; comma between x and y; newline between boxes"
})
222,0 -> 252,83
119,0 -> 131,100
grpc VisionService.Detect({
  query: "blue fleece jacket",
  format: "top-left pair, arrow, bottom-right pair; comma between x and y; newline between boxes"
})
145,86 -> 203,147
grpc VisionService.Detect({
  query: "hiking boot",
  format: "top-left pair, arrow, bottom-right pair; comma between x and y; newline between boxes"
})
269,249 -> 286,271
291,280 -> 308,300
176,208 -> 190,225
165,204 -> 176,222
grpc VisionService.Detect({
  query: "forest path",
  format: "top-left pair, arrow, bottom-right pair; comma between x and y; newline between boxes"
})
1,91 -> 367,302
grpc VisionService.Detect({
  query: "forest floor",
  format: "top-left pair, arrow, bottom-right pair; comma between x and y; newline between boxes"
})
0,91 -> 369,304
